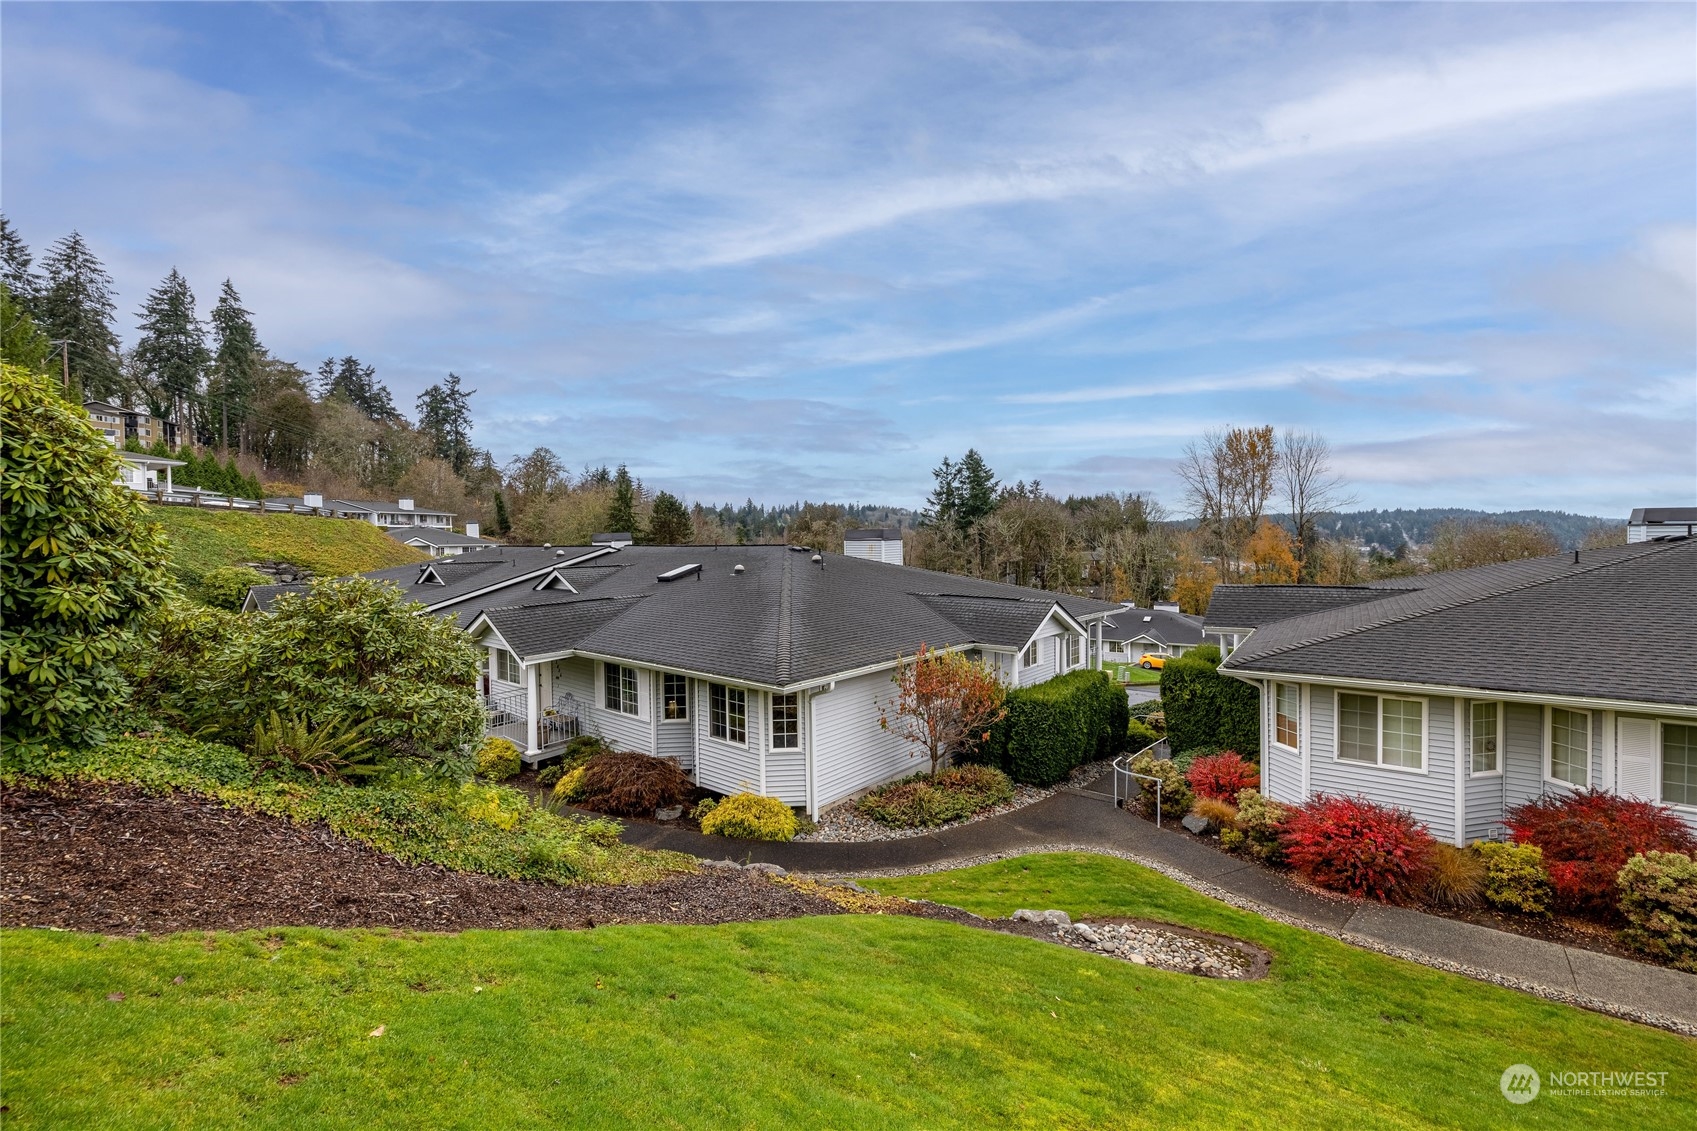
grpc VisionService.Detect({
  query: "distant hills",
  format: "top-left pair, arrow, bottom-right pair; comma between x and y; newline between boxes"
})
1310,508 -> 1621,554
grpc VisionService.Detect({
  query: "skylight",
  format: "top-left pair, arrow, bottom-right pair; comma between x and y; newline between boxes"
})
657,563 -> 703,582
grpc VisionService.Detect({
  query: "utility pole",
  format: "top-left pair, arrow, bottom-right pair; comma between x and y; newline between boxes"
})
49,339 -> 75,392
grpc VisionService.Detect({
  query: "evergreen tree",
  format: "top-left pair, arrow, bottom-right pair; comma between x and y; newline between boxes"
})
174,444 -> 201,488
605,464 -> 641,537
1,284 -> 54,375
956,449 -> 1000,530
647,491 -> 693,545
209,279 -> 259,452
36,231 -> 124,401
134,268 -> 210,433
416,371 -> 475,473
0,215 -> 39,314
493,490 -> 511,535
925,456 -> 960,529
321,355 -> 399,422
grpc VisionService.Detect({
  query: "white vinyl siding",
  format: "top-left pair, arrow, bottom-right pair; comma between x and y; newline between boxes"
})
696,680 -> 761,796
1308,686 -> 1456,842
655,673 -> 695,771
551,656 -> 651,753
1548,707 -> 1589,787
812,669 -> 925,810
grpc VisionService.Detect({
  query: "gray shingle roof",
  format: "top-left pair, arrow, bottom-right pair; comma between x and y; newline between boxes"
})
1221,539 -> 1697,707
387,528 -> 500,548
1204,585 -> 1406,631
1103,607 -> 1205,647
468,546 -> 1119,687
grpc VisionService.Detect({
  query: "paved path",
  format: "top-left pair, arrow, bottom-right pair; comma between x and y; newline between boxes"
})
617,782 -> 1697,1032
1124,685 -> 1161,706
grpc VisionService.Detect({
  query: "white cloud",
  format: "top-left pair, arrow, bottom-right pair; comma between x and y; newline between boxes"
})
1000,359 -> 1472,405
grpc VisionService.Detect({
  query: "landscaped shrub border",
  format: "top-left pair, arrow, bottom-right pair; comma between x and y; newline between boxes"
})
856,765 -> 1016,829
1505,790 -> 1696,916
1158,646 -> 1258,755
962,669 -> 1128,786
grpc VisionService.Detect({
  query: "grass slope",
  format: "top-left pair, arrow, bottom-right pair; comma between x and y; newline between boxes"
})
4,854 -> 1691,1129
147,507 -> 425,588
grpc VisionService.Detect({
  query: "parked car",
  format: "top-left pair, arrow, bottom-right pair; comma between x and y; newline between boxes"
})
1139,653 -> 1172,670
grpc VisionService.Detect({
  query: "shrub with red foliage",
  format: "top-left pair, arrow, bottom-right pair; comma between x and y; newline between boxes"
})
1505,790 -> 1696,916
1185,752 -> 1260,801
1280,794 -> 1437,904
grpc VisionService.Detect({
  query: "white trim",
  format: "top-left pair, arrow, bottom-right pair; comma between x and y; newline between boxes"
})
1333,689 -> 1428,775
422,546 -> 618,612
1271,681 -> 1301,754
1543,704 -> 1591,789
1299,682 -> 1312,799
1226,667 -> 1697,721
1661,719 -> 1697,812
1466,700 -> 1504,778
708,682 -> 749,746
1452,698 -> 1466,847
1599,709 -> 1616,792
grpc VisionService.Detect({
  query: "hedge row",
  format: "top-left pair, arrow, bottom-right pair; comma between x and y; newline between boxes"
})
1159,645 -> 1259,755
962,669 -> 1130,786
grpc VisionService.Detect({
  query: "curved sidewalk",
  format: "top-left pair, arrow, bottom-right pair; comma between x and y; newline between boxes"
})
614,787 -> 1697,1033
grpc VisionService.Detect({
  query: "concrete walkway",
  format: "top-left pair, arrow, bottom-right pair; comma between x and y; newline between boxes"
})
616,783 -> 1697,1033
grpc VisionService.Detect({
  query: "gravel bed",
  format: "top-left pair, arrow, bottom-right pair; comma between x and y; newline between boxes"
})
796,761 -> 1112,843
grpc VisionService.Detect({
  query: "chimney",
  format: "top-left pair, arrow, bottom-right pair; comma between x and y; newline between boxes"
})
464,522 -> 480,539
398,498 -> 415,511
304,492 -> 323,509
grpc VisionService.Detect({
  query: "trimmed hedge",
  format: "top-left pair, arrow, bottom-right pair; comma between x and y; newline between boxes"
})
1159,646 -> 1258,755
964,669 -> 1129,786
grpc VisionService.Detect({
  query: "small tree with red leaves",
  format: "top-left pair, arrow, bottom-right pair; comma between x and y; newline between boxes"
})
880,645 -> 1007,775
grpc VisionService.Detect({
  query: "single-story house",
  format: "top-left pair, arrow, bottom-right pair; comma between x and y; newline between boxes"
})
1099,603 -> 1206,666
843,528 -> 904,565
262,493 -> 456,529
1206,538 -> 1697,841
246,544 -> 1121,815
1629,506 -> 1697,543
389,525 -> 500,558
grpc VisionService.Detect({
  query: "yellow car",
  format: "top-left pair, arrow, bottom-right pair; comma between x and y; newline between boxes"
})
1139,653 -> 1172,670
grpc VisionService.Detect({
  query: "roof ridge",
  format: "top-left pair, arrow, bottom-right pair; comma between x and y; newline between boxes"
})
776,548 -> 794,684
482,593 -> 649,615
1228,540 -> 1692,667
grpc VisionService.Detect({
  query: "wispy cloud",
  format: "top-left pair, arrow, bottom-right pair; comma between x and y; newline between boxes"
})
1001,360 -> 1473,405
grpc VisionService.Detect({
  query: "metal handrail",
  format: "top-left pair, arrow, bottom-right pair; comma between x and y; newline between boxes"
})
1112,738 -> 1169,828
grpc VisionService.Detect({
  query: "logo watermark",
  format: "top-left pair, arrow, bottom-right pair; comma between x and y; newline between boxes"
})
1499,1064 -> 1671,1103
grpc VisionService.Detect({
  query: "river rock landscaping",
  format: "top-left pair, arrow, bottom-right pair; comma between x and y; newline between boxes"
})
797,760 -> 1111,843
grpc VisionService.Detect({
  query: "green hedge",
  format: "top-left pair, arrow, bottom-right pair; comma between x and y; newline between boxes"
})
1159,646 -> 1259,756
964,669 -> 1129,786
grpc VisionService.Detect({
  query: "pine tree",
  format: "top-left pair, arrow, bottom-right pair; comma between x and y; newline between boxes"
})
134,268 -> 210,434
416,372 -> 475,473
956,449 -> 999,530
322,355 -> 398,422
605,464 -> 641,537
209,279 -> 259,452
647,491 -> 693,545
493,491 -> 511,536
925,456 -> 960,530
0,215 -> 39,314
36,231 -> 124,401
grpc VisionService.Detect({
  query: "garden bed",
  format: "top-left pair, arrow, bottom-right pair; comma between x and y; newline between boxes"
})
796,760 -> 1111,843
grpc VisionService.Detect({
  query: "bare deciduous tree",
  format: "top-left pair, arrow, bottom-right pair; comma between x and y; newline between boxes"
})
1175,425 -> 1279,582
1280,429 -> 1355,582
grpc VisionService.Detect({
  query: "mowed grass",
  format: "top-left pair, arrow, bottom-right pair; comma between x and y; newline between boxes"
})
148,506 -> 425,587
1103,661 -> 1163,685
4,855 -> 1693,1130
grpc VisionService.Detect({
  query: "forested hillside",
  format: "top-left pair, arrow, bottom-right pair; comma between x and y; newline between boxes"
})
1311,508 -> 1620,554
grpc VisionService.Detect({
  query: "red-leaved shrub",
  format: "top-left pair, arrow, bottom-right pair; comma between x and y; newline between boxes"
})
1505,790 -> 1696,916
1280,794 -> 1436,904
1185,752 -> 1260,801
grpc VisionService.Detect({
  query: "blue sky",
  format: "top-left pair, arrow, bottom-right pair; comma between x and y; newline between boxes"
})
4,3 -> 1693,515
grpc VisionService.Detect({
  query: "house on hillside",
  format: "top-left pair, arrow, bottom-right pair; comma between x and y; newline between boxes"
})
262,493 -> 457,529
246,545 -> 1120,816
1205,539 -> 1697,841
843,528 -> 904,565
389,524 -> 499,558
84,400 -> 185,493
1629,507 -> 1697,543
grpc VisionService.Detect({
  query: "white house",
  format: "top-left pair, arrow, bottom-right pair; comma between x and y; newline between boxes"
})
843,528 -> 904,565
1207,538 -> 1697,841
1629,507 -> 1697,543
389,524 -> 499,558
1099,603 -> 1207,667
247,544 -> 1120,816
263,493 -> 457,529
84,399 -> 185,493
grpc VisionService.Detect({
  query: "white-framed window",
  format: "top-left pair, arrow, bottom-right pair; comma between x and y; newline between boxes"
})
603,662 -> 639,716
1547,707 -> 1590,786
710,683 -> 747,744
1335,691 -> 1425,771
1274,683 -> 1300,750
771,693 -> 800,750
1021,640 -> 1040,668
493,648 -> 521,685
1664,723 -> 1697,807
1065,635 -> 1081,669
1469,701 -> 1501,776
662,674 -> 688,722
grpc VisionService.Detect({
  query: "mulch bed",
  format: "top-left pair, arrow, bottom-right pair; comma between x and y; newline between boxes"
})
0,783 -> 842,935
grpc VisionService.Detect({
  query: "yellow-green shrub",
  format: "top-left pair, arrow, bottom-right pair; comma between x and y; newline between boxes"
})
699,792 -> 799,841
553,766 -> 588,803
1476,840 -> 1551,915
475,736 -> 522,780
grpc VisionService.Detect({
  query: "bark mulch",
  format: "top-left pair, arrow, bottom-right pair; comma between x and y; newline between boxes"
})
0,783 -> 842,936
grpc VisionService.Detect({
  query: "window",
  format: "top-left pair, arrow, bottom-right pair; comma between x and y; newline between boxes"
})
1665,723 -> 1697,806
1021,640 -> 1040,668
1335,692 -> 1424,770
1065,635 -> 1081,669
710,683 -> 747,744
1274,683 -> 1300,749
1548,708 -> 1589,786
662,674 -> 688,721
771,693 -> 799,749
603,662 -> 638,716
1470,702 -> 1500,775
493,649 -> 521,685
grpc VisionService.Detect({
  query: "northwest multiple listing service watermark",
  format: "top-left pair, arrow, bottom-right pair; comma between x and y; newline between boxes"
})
1500,1063 -> 1671,1104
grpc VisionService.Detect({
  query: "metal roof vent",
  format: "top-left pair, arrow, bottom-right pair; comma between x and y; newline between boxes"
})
657,563 -> 703,583
733,564 -> 745,574
555,548 -> 566,556
543,543 -> 551,547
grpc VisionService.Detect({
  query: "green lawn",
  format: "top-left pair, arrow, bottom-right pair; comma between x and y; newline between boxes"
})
1103,661 -> 1162,685
148,506 -> 425,588
4,854 -> 1691,1129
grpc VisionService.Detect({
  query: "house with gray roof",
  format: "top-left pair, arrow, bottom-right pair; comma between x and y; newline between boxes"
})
246,544 -> 1121,815
1206,538 -> 1697,840
389,525 -> 500,558
1098,603 -> 1209,669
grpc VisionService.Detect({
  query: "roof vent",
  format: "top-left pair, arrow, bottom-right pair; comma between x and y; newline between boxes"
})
810,554 -> 822,564
657,563 -> 703,583
733,564 -> 745,574
1142,615 -> 1152,622
787,545 -> 811,553
555,549 -> 566,556
543,542 -> 552,548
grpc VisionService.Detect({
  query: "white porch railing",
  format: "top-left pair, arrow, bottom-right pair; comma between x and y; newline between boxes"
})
483,688 -> 585,762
